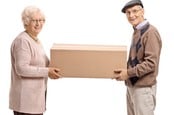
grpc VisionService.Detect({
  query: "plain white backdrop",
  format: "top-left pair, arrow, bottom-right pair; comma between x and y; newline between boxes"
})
0,0 -> 172,115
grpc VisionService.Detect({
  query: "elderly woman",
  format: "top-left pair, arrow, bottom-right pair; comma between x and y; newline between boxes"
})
9,6 -> 60,115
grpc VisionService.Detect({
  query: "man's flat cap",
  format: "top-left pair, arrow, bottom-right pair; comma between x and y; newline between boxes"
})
121,0 -> 143,13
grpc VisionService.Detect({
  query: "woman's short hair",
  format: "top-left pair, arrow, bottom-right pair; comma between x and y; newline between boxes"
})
21,6 -> 45,28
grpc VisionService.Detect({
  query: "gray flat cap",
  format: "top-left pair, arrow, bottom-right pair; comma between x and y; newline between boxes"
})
121,0 -> 143,13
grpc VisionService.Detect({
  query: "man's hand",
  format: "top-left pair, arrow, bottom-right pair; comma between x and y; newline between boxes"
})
113,69 -> 129,81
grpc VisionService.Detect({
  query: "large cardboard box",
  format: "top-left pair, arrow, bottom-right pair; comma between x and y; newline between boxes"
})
50,43 -> 127,78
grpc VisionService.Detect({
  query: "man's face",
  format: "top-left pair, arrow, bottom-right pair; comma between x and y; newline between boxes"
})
125,5 -> 144,27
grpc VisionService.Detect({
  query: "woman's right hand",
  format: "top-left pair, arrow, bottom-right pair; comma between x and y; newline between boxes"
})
48,67 -> 61,79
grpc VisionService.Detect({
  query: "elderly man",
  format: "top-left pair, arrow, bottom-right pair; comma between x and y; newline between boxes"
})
113,0 -> 162,115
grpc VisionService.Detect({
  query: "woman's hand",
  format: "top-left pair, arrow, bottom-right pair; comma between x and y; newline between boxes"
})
48,67 -> 61,79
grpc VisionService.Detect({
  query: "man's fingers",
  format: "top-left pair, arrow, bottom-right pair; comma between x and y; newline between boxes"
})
114,69 -> 122,73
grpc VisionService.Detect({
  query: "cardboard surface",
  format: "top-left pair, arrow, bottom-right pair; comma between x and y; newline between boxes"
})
50,43 -> 127,78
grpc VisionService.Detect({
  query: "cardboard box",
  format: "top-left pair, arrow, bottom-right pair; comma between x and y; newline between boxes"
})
50,43 -> 127,78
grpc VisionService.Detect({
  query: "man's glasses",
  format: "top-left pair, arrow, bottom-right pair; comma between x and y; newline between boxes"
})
125,8 -> 142,16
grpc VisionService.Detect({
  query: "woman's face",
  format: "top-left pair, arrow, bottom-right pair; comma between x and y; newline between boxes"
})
26,12 -> 45,36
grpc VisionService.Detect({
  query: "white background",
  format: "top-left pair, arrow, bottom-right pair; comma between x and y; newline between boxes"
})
0,0 -> 172,115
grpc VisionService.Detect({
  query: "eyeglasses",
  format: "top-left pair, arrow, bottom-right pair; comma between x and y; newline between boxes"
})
31,19 -> 45,24
125,8 -> 142,16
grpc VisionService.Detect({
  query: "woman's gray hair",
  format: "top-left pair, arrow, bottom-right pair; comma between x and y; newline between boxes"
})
21,6 -> 45,28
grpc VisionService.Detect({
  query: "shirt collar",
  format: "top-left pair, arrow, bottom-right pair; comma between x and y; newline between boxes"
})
135,20 -> 148,30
